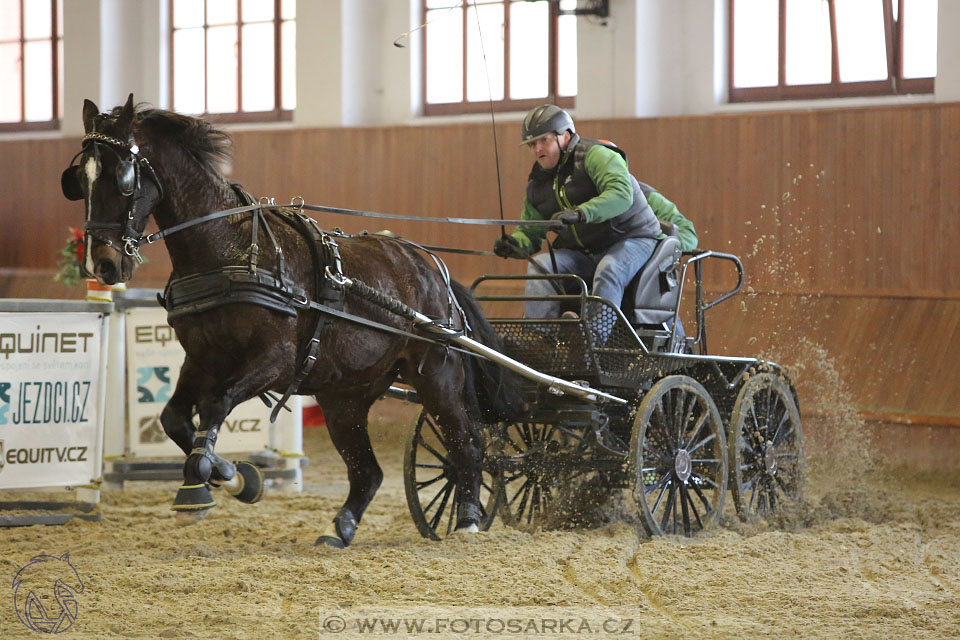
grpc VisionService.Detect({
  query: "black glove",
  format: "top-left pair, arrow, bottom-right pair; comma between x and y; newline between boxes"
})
549,208 -> 584,229
493,235 -> 526,259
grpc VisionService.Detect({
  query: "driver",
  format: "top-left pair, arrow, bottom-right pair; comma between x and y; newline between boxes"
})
493,104 -> 663,321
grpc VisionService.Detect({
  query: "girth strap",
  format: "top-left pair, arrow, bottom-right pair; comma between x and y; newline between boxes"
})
161,266 -> 306,320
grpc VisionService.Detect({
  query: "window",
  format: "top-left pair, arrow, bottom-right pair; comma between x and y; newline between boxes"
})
171,0 -> 296,122
423,0 -> 578,116
0,0 -> 62,131
729,0 -> 937,102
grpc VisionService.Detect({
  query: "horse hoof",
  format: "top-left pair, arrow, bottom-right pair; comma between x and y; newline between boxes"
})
455,523 -> 480,534
171,484 -> 216,514
315,534 -> 348,549
314,520 -> 349,548
222,461 -> 264,504
174,509 -> 211,527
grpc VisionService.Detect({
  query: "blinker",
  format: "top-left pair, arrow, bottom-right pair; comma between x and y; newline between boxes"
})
61,166 -> 84,201
117,159 -> 136,196
61,148 -> 86,201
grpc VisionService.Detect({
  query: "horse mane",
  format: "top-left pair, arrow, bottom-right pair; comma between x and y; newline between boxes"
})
110,104 -> 233,173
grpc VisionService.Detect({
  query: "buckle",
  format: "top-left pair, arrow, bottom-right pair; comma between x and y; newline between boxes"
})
325,266 -> 349,288
291,293 -> 309,307
123,237 -> 144,263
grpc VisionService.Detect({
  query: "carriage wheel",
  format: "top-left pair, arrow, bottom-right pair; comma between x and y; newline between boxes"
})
404,410 -> 499,540
630,375 -> 727,537
495,420 -> 587,531
728,372 -> 805,521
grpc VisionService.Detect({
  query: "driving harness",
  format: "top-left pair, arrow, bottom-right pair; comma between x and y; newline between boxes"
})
63,126 -> 473,423
157,185 -> 350,422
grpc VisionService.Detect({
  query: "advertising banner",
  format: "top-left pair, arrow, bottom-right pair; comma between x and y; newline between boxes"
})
0,312 -> 106,490
125,307 -> 287,457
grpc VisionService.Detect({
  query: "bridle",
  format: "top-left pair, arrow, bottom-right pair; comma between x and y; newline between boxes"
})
61,129 -> 164,264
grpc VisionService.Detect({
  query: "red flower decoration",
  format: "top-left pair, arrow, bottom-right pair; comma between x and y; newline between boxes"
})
54,227 -> 86,287
70,227 -> 84,263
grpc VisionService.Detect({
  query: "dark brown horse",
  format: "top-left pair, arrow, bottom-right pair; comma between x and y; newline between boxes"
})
61,95 -> 521,547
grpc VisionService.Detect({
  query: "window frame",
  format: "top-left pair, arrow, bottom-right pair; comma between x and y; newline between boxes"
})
422,0 -> 575,116
0,0 -> 61,132
169,0 -> 293,123
728,0 -> 934,103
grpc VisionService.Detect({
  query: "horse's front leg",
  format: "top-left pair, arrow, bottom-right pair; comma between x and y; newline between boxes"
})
160,369 -> 235,482
165,363 -> 263,524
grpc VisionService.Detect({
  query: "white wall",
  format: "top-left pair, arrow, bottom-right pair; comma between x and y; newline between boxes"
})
61,0 -> 101,136
935,0 -> 960,101
29,0 -> 960,137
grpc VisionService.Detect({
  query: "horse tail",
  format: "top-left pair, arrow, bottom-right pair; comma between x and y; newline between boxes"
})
451,280 -> 526,425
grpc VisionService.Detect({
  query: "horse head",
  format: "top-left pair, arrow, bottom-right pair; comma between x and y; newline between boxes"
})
61,93 -> 164,285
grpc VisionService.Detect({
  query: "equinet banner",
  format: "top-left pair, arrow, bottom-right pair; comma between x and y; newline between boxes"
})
0,312 -> 105,489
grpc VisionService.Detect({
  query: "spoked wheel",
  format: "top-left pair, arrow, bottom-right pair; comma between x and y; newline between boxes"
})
495,420 -> 589,531
630,375 -> 728,537
728,372 -> 805,521
404,410 -> 500,540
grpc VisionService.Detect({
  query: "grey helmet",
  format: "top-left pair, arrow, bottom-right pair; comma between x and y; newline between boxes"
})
520,104 -> 575,145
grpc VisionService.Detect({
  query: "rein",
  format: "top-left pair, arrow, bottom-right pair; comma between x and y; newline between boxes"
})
132,197 -> 559,263
297,202 -> 557,228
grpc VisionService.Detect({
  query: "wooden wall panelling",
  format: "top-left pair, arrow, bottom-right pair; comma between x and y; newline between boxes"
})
807,110 -> 838,292
708,292 -> 960,419
788,110 -> 822,293
0,137 -> 76,269
2,103 -> 960,439
940,107 -> 960,293
899,108 -> 927,290
832,110 -> 865,293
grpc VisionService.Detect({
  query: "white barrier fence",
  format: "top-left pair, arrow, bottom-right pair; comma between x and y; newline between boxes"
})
0,290 -> 306,526
102,289 -> 305,491
0,299 -> 111,525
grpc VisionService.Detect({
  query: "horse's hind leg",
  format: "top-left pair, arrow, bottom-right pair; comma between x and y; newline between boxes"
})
313,393 -> 384,548
408,363 -> 484,533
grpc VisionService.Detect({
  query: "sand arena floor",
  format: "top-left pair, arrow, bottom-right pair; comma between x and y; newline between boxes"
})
1,398 -> 959,640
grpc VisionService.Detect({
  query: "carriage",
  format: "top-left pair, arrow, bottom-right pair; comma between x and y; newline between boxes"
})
401,234 -> 806,540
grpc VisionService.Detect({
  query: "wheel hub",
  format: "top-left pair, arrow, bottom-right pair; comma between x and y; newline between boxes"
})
764,442 -> 778,475
674,449 -> 692,482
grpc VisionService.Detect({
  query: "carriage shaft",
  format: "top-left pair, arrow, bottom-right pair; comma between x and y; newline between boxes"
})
336,273 -> 626,405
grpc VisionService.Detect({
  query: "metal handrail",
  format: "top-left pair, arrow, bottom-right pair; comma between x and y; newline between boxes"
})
671,250 -> 744,355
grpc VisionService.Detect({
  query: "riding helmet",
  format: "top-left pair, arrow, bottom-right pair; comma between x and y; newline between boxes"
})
520,104 -> 575,145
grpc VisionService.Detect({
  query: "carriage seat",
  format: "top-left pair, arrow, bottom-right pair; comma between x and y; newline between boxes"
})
621,228 -> 683,326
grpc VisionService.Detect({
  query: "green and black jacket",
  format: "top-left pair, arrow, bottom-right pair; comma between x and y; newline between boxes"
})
637,182 -> 698,252
512,136 -> 661,253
